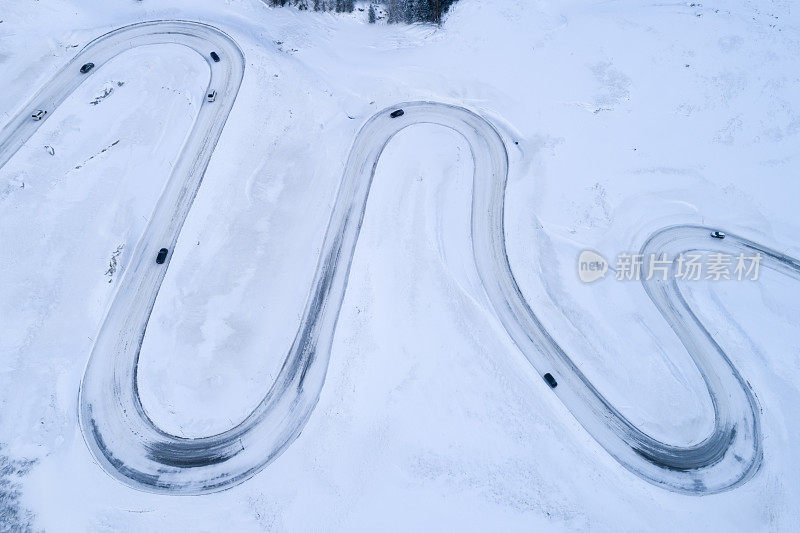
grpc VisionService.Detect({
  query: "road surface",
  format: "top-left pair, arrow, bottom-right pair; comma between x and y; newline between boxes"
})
2,20 -> 798,496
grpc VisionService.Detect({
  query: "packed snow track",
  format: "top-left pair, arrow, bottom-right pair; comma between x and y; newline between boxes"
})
2,21 -> 798,496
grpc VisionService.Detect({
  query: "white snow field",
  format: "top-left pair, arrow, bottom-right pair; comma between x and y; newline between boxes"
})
1,0 -> 800,530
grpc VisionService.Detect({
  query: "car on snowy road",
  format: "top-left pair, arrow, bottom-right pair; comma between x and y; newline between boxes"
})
156,248 -> 169,264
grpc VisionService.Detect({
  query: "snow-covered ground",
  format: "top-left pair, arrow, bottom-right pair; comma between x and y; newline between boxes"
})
1,0 -> 799,530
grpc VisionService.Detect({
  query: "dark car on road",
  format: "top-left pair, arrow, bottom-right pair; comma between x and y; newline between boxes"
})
210,51 -> 220,62
80,62 -> 95,73
543,373 -> 558,388
711,231 -> 726,239
156,248 -> 169,264
390,109 -> 405,118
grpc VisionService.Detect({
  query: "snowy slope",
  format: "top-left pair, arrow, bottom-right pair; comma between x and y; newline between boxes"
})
1,0 -> 799,530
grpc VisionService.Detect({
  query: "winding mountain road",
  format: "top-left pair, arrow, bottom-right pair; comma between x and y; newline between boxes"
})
2,20 -> 798,496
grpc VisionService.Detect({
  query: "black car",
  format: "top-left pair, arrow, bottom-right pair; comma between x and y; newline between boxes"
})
210,51 -> 220,62
80,62 -> 95,74
156,248 -> 169,264
543,373 -> 558,388
390,109 -> 404,118
710,231 -> 726,239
